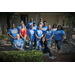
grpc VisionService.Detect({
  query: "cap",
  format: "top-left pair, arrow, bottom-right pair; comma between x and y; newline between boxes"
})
40,18 -> 43,20
33,21 -> 36,24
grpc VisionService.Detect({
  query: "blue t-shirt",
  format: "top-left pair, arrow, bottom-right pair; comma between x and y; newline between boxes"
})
17,25 -> 26,31
26,21 -> 33,29
33,25 -> 37,31
13,38 -> 23,49
46,30 -> 54,41
39,42 -> 48,50
35,29 -> 43,41
27,29 -> 35,41
52,28 -> 57,36
8,28 -> 18,41
54,30 -> 65,40
42,26 -> 48,34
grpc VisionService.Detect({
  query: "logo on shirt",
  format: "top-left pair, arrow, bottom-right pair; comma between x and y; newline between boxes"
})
37,31 -> 42,34
16,42 -> 21,46
42,28 -> 47,31
30,30 -> 34,34
46,31 -> 51,35
11,30 -> 17,34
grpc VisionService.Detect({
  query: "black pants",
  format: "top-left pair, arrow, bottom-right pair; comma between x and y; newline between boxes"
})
43,47 -> 52,57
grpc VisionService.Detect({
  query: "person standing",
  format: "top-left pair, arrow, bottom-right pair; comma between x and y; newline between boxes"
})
13,34 -> 23,51
27,24 -> 35,50
42,21 -> 48,37
26,18 -> 33,29
8,24 -> 18,49
17,20 -> 26,32
46,25 -> 54,50
51,23 -> 57,49
19,23 -> 27,51
54,25 -> 65,53
35,24 -> 43,50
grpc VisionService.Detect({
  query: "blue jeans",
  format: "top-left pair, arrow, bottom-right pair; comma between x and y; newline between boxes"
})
35,41 -> 39,50
55,40 -> 62,51
22,38 -> 26,51
29,41 -> 33,50
47,40 -> 52,48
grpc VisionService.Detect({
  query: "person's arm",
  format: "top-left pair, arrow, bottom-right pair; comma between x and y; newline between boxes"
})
46,35 -> 53,41
14,44 -> 21,51
27,34 -> 30,41
61,35 -> 65,43
9,34 -> 16,39
35,34 -> 40,39
19,29 -> 24,39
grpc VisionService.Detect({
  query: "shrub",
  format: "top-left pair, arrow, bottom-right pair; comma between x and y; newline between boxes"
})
0,34 -> 6,40
5,50 -> 44,62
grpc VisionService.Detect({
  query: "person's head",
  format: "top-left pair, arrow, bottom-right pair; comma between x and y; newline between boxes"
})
30,24 -> 33,29
30,18 -> 33,22
38,24 -> 42,30
16,34 -> 20,40
20,20 -> 24,25
57,25 -> 63,30
53,23 -> 57,28
33,21 -> 36,26
43,21 -> 47,26
12,23 -> 15,29
42,37 -> 45,43
40,18 -> 43,22
48,25 -> 52,30
21,23 -> 25,28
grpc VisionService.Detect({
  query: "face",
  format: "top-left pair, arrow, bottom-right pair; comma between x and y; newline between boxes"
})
30,18 -> 33,22
54,25 -> 57,28
40,19 -> 43,22
12,24 -> 15,28
38,24 -> 42,30
31,25 -> 33,29
16,34 -> 20,40
33,23 -> 36,26
44,22 -> 46,26
48,25 -> 51,30
42,38 -> 45,43
58,26 -> 61,30
20,21 -> 24,25
21,24 -> 24,28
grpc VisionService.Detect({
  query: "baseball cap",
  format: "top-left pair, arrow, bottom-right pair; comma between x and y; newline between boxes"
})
33,21 -> 36,24
40,18 -> 43,20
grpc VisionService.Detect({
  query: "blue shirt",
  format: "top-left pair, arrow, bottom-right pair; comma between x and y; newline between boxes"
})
17,25 -> 26,31
26,21 -> 33,29
8,28 -> 18,41
52,28 -> 57,36
42,26 -> 48,34
13,38 -> 23,49
54,30 -> 65,40
35,29 -> 43,41
46,30 -> 54,41
33,25 -> 37,31
27,29 -> 35,41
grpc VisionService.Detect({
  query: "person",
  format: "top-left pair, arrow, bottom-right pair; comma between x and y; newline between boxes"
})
33,21 -> 37,46
8,24 -> 18,49
38,18 -> 43,26
35,24 -> 43,50
54,25 -> 65,53
19,23 -> 27,51
13,34 -> 23,51
42,21 -> 48,37
17,20 -> 26,32
27,24 -> 35,50
46,25 -> 54,50
51,23 -> 57,49
26,18 -> 33,29
39,37 -> 54,59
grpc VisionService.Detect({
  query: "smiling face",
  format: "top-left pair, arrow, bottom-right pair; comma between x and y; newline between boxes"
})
30,18 -> 33,22
48,25 -> 51,30
21,24 -> 24,28
12,24 -> 15,29
42,37 -> 45,43
16,34 -> 20,40
38,24 -> 42,30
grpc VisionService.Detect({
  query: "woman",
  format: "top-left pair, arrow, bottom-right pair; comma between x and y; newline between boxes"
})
46,25 -> 54,50
35,24 -> 43,50
39,37 -> 54,59
54,25 -> 65,53
51,23 -> 57,49
27,24 -> 35,50
19,23 -> 27,51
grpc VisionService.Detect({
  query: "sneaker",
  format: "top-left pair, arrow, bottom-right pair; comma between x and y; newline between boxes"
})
49,56 -> 55,59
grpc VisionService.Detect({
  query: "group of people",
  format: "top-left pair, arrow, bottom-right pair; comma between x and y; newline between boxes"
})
8,18 -> 65,59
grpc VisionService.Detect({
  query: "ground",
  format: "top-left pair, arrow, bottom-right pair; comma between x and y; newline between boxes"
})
0,39 -> 75,62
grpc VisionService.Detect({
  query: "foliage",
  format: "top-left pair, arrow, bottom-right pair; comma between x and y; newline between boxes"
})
0,34 -> 6,40
4,50 -> 43,62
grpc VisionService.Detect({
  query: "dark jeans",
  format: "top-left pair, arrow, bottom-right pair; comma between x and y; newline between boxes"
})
43,47 -> 52,57
55,40 -> 62,51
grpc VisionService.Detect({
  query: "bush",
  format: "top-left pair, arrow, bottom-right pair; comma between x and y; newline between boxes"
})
0,51 -> 5,62
0,34 -> 6,40
4,50 -> 44,62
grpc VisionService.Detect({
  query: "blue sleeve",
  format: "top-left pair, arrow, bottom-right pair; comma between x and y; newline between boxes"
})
26,22 -> 29,27
17,26 -> 19,30
27,29 -> 29,34
35,30 -> 37,34
13,40 -> 16,45
8,29 -> 11,34
39,42 -> 41,46
62,30 -> 65,36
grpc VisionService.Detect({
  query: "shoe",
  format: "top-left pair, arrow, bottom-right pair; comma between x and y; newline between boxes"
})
49,56 -> 55,59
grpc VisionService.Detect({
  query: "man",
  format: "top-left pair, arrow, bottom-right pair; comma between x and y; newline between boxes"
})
38,18 -> 43,26
26,18 -> 33,29
13,34 -> 23,51
8,24 -> 18,49
17,20 -> 26,32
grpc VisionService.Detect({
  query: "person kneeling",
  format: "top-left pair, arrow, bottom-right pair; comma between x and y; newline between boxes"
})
13,34 -> 23,51
39,37 -> 54,59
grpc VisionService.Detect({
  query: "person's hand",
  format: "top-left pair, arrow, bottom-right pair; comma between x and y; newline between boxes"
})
46,39 -> 49,41
61,40 -> 63,43
19,48 -> 22,51
29,38 -> 30,41
38,37 -> 41,39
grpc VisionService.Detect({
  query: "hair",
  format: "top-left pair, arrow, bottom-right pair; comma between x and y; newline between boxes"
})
43,21 -> 47,23
47,25 -> 52,31
52,23 -> 57,28
40,37 -> 47,50
20,20 -> 24,23
57,25 -> 63,30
